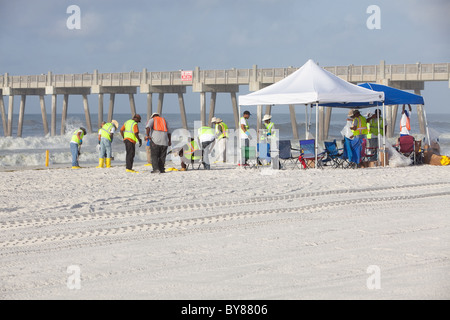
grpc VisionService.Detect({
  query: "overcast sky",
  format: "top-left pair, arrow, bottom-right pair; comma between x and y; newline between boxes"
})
1,0 -> 449,114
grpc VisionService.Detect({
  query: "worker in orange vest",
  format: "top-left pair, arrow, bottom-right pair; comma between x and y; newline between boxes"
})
400,104 -> 412,136
145,113 -> 171,174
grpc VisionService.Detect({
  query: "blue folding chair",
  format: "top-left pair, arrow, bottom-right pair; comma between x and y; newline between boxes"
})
322,140 -> 345,168
299,139 -> 325,169
279,140 -> 299,169
343,137 -> 363,168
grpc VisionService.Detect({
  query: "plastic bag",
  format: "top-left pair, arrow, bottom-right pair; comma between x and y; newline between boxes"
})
341,123 -> 353,139
386,144 -> 412,167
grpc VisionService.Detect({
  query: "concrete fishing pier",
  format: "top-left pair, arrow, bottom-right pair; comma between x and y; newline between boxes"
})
1,61 -> 449,139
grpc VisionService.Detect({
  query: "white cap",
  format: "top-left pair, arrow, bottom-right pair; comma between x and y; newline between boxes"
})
151,113 -> 160,118
263,114 -> 272,122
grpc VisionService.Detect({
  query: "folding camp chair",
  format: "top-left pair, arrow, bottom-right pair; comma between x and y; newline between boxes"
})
279,140 -> 299,169
397,135 -> 416,165
343,137 -> 363,169
322,140 -> 345,168
362,138 -> 378,163
299,139 -> 325,169
257,143 -> 271,166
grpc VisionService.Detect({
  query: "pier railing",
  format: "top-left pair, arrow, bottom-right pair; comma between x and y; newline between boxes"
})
2,63 -> 449,89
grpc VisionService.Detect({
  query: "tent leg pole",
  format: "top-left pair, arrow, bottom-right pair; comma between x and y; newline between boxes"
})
305,105 -> 308,139
315,103 -> 318,170
324,107 -> 332,140
377,109 -> 381,167
257,105 -> 262,144
383,103 -> 386,167
423,106 -> 431,146
238,105 -> 241,166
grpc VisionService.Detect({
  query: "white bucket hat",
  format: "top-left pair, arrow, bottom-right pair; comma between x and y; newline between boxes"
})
263,114 -> 272,122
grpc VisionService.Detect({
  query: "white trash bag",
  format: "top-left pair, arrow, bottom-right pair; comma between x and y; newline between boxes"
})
386,143 -> 412,167
341,123 -> 353,139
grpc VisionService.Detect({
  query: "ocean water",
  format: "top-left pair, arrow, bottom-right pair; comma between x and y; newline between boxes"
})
0,111 -> 449,168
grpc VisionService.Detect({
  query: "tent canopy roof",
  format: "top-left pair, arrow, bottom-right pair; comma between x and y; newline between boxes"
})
238,59 -> 384,106
320,83 -> 425,108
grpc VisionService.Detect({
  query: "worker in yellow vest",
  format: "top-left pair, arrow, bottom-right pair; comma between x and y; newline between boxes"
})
70,127 -> 87,169
261,114 -> 275,141
198,125 -> 215,170
120,114 -> 142,173
212,117 -> 228,163
350,109 -> 368,139
240,111 -> 252,165
97,120 -> 119,168
179,138 -> 202,171
367,109 -> 386,139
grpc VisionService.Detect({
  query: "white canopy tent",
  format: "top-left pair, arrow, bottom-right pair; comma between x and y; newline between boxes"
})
238,59 -> 385,168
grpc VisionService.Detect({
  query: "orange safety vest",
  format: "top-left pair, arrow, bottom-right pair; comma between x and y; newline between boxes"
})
400,114 -> 411,132
153,116 -> 168,132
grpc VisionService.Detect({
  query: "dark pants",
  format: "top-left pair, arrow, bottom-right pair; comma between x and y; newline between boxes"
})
124,140 -> 136,170
201,140 -> 214,170
150,141 -> 168,173
241,139 -> 249,164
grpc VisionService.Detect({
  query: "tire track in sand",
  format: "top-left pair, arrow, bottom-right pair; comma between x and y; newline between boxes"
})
1,181 -> 449,231
1,189 -> 449,253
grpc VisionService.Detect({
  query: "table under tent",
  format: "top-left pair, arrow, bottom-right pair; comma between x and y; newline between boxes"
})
238,59 -> 385,169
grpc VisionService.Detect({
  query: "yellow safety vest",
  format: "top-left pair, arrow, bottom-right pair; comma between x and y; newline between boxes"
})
71,130 -> 84,145
124,120 -> 138,143
261,122 -> 275,141
352,116 -> 368,136
240,117 -> 249,135
100,123 -> 114,141
369,118 -> 384,137
215,122 -> 229,139
184,140 -> 201,161
198,126 -> 215,137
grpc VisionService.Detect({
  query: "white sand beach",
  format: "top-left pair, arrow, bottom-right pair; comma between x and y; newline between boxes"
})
0,164 -> 449,300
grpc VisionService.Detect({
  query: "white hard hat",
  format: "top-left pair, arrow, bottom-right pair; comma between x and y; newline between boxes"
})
151,113 -> 160,118
263,114 -> 272,122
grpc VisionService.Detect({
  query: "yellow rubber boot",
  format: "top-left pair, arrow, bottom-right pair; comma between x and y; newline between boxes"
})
96,158 -> 105,168
106,158 -> 112,168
